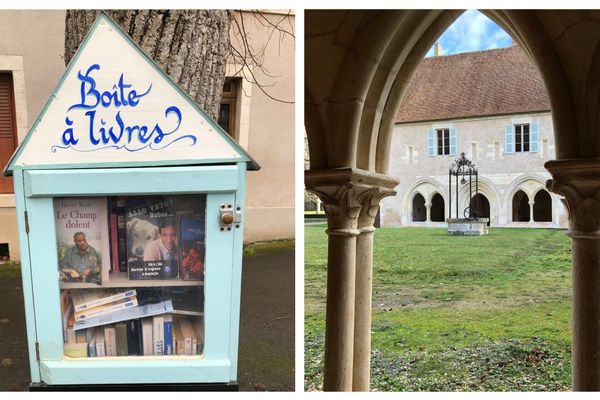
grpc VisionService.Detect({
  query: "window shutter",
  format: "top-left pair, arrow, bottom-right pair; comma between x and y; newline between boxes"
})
449,127 -> 457,155
0,74 -> 16,193
505,124 -> 514,154
530,122 -> 539,152
427,129 -> 435,156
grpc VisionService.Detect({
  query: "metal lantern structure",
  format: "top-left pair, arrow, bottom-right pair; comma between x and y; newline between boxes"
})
449,153 -> 479,220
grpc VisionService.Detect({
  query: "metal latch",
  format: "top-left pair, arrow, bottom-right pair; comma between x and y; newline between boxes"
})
219,204 -> 242,231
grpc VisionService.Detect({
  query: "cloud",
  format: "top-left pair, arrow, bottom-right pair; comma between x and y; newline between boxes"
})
426,10 -> 513,57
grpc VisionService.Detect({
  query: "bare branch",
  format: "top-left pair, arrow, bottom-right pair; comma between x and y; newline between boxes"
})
228,10 -> 294,104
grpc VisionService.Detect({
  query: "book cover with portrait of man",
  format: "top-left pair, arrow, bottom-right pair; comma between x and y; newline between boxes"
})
126,196 -> 178,280
54,197 -> 110,285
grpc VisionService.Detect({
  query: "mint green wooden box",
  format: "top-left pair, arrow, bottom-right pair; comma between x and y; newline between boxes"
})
3,13 -> 258,386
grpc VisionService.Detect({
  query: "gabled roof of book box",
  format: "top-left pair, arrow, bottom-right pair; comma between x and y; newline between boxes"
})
3,12 -> 259,176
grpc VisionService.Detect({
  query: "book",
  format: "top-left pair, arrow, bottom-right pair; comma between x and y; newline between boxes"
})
54,197 -> 110,285
71,288 -> 137,312
126,319 -> 142,356
86,328 -> 96,357
115,322 -> 128,356
174,320 -> 185,355
179,317 -> 196,355
60,291 -> 73,342
75,329 -> 87,343
95,327 -> 106,357
153,316 -> 165,355
66,326 -> 76,344
109,202 -> 118,273
126,197 -> 179,280
74,297 -> 138,322
73,299 -> 173,331
163,315 -> 173,355
104,325 -> 117,356
64,342 -> 88,358
141,318 -> 153,356
116,198 -> 128,272
191,317 -> 205,355
179,216 -> 205,281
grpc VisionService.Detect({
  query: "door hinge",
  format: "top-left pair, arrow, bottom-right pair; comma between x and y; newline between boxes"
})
24,211 -> 29,234
35,341 -> 40,361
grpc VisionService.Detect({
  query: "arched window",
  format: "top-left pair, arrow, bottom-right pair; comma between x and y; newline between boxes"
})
470,193 -> 490,226
431,193 -> 445,222
533,190 -> 552,222
412,193 -> 426,222
512,190 -> 529,222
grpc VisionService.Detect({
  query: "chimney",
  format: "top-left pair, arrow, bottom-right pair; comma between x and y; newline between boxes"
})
434,43 -> 442,57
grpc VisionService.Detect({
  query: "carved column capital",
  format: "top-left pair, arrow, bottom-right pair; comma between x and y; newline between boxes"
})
305,168 -> 399,234
545,159 -> 600,238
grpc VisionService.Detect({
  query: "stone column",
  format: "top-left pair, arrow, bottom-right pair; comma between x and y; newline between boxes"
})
546,159 -> 600,391
529,200 -> 535,222
353,184 -> 397,391
425,202 -> 432,223
305,168 -> 398,391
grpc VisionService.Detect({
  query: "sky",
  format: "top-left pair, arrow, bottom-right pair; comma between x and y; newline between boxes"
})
425,10 -> 513,57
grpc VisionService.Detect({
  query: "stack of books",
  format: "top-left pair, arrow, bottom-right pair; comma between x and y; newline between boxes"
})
62,289 -> 203,358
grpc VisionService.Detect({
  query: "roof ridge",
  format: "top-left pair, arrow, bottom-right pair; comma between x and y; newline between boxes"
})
424,45 -> 516,60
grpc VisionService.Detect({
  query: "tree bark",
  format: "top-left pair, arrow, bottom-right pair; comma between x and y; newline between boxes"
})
64,10 -> 232,120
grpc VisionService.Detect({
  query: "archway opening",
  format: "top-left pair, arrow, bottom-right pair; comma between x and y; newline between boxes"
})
431,193 -> 445,222
412,193 -> 426,222
533,190 -> 552,222
470,193 -> 490,226
512,190 -> 530,222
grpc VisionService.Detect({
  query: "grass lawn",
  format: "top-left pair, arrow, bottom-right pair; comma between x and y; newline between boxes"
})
305,226 -> 572,391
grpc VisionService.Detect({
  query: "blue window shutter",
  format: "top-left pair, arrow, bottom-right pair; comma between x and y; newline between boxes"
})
449,128 -> 457,155
427,129 -> 435,156
505,124 -> 514,154
530,122 -> 539,152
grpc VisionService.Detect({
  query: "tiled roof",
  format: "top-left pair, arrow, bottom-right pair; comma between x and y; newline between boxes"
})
395,46 -> 551,124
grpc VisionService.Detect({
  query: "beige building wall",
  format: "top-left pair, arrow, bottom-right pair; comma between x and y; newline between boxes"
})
228,10 -> 295,242
0,10 -> 294,261
380,112 -> 569,228
0,10 -> 66,261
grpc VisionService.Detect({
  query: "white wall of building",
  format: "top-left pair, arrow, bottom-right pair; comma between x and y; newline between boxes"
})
380,112 -> 569,228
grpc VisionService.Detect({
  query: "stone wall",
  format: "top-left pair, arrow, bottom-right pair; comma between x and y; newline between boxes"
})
380,112 -> 568,228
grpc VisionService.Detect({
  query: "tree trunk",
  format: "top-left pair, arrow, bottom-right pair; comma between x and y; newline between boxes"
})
64,10 -> 232,120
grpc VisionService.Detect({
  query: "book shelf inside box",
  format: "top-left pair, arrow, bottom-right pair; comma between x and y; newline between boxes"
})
64,354 -> 206,361
59,271 -> 205,289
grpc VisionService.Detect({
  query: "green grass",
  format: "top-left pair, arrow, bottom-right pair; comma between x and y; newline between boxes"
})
0,261 -> 21,278
305,226 -> 572,391
243,239 -> 294,256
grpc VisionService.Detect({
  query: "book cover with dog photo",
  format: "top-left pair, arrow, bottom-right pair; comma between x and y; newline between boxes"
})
126,196 -> 178,280
54,197 -> 110,285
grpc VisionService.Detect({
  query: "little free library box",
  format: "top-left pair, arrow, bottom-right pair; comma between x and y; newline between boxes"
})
3,13 -> 258,390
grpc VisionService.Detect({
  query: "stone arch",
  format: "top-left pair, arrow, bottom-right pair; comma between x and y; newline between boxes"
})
533,189 -> 552,222
470,193 -> 491,225
456,177 -> 500,225
305,10 -> 600,175
411,193 -> 427,222
402,178 -> 446,224
512,190 -> 530,222
430,192 -> 445,222
305,10 -> 600,391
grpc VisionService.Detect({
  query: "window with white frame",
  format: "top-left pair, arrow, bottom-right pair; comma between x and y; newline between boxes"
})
505,122 -> 539,154
515,124 -> 530,152
427,127 -> 457,156
437,129 -> 450,155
